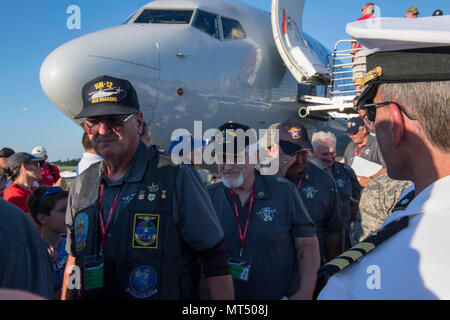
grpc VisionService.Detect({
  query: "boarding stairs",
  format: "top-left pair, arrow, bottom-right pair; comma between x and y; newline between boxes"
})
298,40 -> 360,120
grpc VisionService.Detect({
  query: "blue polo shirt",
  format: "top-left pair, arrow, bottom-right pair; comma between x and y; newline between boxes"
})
291,161 -> 344,262
207,171 -> 316,300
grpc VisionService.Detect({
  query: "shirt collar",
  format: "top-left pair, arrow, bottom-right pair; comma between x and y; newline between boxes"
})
384,175 -> 450,224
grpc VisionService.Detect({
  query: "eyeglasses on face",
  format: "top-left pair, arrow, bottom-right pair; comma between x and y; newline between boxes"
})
83,113 -> 136,135
36,186 -> 62,214
359,101 -> 417,122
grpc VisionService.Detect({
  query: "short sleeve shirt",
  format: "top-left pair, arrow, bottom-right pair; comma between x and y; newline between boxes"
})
344,135 -> 386,168
332,162 -> 361,225
39,163 -> 61,186
207,171 -> 316,300
45,237 -> 68,291
292,161 -> 344,260
3,183 -> 34,213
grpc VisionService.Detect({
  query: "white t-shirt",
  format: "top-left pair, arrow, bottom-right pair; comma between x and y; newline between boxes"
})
76,152 -> 102,176
318,175 -> 450,299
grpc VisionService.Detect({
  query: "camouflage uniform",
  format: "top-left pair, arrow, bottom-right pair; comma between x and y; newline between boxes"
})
350,172 -> 412,244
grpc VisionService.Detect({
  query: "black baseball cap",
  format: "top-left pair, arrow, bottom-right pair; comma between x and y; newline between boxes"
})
6,152 -> 44,172
346,117 -> 366,135
278,119 -> 312,155
214,122 -> 256,156
0,147 -> 15,158
74,75 -> 140,119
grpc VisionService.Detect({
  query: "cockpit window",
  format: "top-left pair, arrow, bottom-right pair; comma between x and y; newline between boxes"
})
193,10 -> 220,39
221,17 -> 246,40
134,9 -> 193,24
122,11 -> 137,25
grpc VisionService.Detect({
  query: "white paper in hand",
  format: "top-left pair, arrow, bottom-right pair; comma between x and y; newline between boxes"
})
351,156 -> 382,177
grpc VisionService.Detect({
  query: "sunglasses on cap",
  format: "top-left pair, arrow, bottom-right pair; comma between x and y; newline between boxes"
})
358,101 -> 417,122
36,186 -> 62,214
83,113 -> 136,135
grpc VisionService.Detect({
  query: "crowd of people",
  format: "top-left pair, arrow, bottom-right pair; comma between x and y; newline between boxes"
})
0,4 -> 448,301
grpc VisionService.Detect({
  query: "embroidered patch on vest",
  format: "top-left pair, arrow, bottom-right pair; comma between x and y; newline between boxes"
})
132,214 -> 160,249
126,265 -> 158,299
74,213 -> 89,251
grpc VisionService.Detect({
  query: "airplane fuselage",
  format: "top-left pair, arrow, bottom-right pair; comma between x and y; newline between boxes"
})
40,0 -> 347,152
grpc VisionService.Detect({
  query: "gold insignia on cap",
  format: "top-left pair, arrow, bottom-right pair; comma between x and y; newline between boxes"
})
216,129 -> 237,144
258,192 -> 264,197
359,66 -> 383,87
288,127 -> 301,139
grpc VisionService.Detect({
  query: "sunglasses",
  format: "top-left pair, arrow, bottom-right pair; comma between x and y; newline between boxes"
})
83,113 -> 136,135
359,101 -> 417,122
36,186 -> 62,214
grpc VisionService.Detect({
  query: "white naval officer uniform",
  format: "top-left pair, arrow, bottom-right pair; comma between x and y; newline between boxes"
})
318,14 -> 450,300
318,175 -> 450,299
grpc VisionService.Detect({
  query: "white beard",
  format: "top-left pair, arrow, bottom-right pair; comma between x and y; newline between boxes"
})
221,171 -> 244,189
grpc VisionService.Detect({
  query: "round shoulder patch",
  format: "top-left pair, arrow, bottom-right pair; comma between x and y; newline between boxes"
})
127,265 -> 158,299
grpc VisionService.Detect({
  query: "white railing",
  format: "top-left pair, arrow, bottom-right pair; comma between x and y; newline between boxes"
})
296,39 -> 361,120
328,39 -> 360,101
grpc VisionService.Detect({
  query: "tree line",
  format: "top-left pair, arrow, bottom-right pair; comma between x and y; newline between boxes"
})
52,159 -> 80,166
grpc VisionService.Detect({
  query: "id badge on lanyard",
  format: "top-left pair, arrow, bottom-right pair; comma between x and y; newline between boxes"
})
229,256 -> 252,282
228,190 -> 254,282
84,183 -> 123,290
84,255 -> 104,290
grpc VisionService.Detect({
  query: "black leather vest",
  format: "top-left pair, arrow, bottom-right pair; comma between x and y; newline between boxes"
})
72,152 -> 200,300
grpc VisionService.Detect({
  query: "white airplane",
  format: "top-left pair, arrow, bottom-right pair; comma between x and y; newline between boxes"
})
40,0 -> 353,154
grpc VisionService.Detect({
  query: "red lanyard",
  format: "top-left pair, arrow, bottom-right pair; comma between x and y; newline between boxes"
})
230,189 -> 255,256
355,145 -> 367,157
98,183 -> 124,251
296,178 -> 303,190
363,118 -> 373,130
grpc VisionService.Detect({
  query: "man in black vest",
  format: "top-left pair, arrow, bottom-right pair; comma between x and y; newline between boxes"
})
62,75 -> 234,300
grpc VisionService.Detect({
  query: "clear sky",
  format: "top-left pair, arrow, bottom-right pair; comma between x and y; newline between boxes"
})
1,0 -> 447,162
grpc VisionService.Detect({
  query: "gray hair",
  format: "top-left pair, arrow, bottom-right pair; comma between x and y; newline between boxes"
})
311,131 -> 337,150
378,81 -> 450,152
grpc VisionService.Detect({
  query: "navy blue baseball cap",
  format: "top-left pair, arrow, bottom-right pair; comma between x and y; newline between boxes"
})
214,122 -> 255,156
278,119 -> 312,155
75,75 -> 140,119
346,117 -> 366,135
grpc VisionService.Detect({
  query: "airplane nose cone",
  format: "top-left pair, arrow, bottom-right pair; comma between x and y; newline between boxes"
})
40,24 -> 160,121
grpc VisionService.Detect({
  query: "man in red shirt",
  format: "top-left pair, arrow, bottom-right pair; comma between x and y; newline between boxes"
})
351,2 -> 376,95
31,146 -> 63,187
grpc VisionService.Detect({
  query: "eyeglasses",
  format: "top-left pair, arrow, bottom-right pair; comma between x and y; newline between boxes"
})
359,101 -> 417,122
36,186 -> 61,214
83,113 -> 136,135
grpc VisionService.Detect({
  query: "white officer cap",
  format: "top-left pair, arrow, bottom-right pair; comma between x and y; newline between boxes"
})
346,16 -> 450,108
